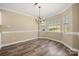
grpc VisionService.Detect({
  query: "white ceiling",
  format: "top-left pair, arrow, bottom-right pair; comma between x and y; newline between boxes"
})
0,3 -> 72,17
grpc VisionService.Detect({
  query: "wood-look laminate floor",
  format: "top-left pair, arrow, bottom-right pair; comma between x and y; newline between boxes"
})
0,38 -> 78,56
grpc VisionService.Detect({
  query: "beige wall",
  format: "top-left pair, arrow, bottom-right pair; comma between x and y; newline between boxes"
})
62,33 -> 73,47
1,9 -> 38,31
73,34 -> 79,49
47,13 -> 63,20
0,11 -> 2,32
0,9 -> 38,46
2,32 -> 38,45
0,12 -> 1,25
62,4 -> 79,49
61,7 -> 73,48
72,4 -> 79,32
63,4 -> 79,49
39,32 -> 62,41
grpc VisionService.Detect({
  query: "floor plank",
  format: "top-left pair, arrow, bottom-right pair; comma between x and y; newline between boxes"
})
0,38 -> 78,56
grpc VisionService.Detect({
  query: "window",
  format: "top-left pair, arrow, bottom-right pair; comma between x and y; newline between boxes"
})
48,25 -> 61,32
63,16 -> 69,32
47,19 -> 61,32
46,15 -> 70,32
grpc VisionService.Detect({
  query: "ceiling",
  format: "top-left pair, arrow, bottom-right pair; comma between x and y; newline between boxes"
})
0,3 -> 72,17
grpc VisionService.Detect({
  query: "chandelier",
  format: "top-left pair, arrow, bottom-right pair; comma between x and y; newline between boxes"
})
34,3 -> 45,25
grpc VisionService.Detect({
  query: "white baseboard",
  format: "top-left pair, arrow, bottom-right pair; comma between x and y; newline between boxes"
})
1,37 -> 78,52
1,37 -> 38,48
38,37 -> 79,52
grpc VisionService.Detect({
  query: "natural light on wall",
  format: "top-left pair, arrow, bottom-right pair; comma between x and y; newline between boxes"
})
47,19 -> 61,32
48,25 -> 61,32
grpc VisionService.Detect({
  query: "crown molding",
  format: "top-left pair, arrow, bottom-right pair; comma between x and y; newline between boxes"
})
0,4 -> 74,18
0,7 -> 34,17
46,4 -> 73,18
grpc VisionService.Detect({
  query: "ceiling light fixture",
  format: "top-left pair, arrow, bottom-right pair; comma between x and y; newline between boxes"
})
34,3 -> 45,24
34,3 -> 46,37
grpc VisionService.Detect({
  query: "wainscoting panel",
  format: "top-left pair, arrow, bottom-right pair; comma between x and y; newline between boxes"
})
1,31 -> 38,46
